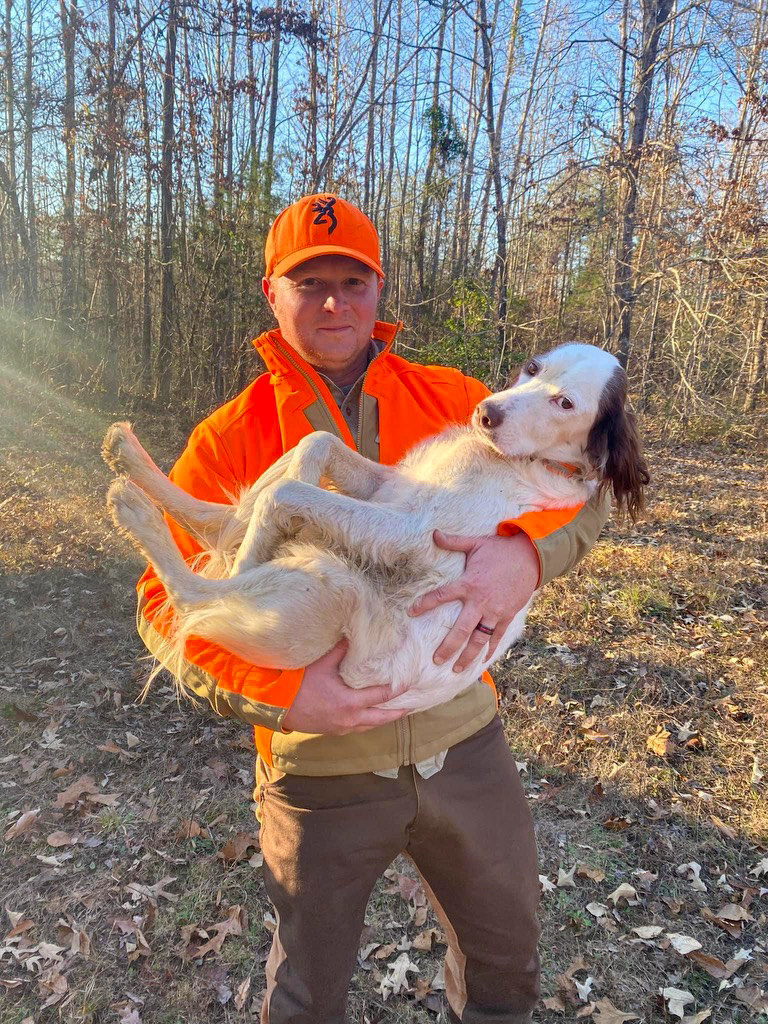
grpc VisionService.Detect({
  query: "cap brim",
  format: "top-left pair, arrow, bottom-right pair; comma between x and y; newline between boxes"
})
271,244 -> 385,279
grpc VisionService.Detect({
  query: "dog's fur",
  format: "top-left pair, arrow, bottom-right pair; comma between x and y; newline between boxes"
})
104,343 -> 649,713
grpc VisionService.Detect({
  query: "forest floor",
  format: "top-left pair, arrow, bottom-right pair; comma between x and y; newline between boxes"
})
1,363 -> 767,1024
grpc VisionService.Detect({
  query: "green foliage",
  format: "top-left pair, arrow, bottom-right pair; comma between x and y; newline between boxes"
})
423,103 -> 468,166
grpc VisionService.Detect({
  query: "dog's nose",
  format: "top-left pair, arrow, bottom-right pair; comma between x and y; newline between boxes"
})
475,400 -> 503,431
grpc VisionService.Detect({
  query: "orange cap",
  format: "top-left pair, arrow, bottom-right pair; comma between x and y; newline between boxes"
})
265,194 -> 384,279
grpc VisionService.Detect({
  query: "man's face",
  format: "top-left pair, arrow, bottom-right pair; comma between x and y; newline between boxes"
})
262,255 -> 384,377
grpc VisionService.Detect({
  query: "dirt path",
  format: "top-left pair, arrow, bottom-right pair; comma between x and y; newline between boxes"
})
1,366 -> 767,1023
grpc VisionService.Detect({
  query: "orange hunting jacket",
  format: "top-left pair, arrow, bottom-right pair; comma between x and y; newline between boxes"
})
137,321 -> 608,776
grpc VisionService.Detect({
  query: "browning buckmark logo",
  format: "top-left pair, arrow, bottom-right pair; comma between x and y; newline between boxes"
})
311,196 -> 338,234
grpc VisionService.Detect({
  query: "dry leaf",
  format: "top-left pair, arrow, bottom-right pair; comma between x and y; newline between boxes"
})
378,951 -> 419,999
112,917 -> 152,958
216,833 -> 261,863
677,862 -> 707,892
539,874 -> 556,892
4,808 -> 41,840
748,858 -> 768,878
632,925 -> 663,939
557,865 -> 577,888
733,984 -> 768,1012
586,902 -> 609,918
685,951 -> 728,978
46,831 -> 76,847
577,863 -> 606,882
607,883 -> 637,905
646,727 -> 675,757
180,905 -> 245,960
235,974 -> 252,1011
661,987 -> 694,1019
125,732 -> 140,748
38,965 -> 68,1008
681,1011 -> 712,1024
709,815 -> 737,841
667,933 -> 702,955
543,994 -> 568,1013
55,775 -> 99,807
592,997 -> 640,1022
177,819 -> 204,839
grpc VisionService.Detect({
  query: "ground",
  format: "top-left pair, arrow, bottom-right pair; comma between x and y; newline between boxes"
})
1,364 -> 766,1024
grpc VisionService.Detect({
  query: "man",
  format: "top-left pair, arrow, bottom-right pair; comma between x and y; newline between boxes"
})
137,194 -> 608,1023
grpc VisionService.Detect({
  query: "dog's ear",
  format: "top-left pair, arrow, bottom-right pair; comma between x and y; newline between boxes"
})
586,368 -> 650,521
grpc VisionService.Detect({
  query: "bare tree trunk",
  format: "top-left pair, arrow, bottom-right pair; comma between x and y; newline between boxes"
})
59,0 -> 77,323
103,0 -> 119,392
477,0 -> 508,354
135,0 -> 152,391
414,0 -> 447,303
614,0 -> 674,370
23,0 -> 37,303
263,0 -> 282,223
4,0 -> 21,298
157,0 -> 177,403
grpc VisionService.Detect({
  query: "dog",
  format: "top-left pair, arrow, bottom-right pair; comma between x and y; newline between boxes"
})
103,343 -> 649,713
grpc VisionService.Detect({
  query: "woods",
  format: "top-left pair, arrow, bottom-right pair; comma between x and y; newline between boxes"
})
0,0 -> 766,417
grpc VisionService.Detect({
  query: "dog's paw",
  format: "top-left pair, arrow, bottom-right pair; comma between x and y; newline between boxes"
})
101,421 -> 138,474
107,477 -> 164,541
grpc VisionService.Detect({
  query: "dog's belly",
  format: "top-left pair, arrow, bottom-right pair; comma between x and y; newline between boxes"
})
341,600 -> 531,714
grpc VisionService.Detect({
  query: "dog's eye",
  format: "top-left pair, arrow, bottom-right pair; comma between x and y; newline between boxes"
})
556,396 -> 573,410
525,361 -> 539,376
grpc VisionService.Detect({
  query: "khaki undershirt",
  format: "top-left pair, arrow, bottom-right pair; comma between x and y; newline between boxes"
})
318,340 -> 449,781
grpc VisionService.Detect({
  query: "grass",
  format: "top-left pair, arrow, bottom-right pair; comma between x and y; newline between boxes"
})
0,364 -> 766,1022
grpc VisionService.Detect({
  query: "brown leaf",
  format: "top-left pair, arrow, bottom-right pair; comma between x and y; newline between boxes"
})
602,817 -> 633,831
180,905 -> 245,960
685,951 -> 729,979
37,965 -> 68,1008
177,819 -> 204,839
592,998 -> 641,1023
234,974 -> 252,1011
543,994 -> 568,1013
646,727 -> 675,758
411,927 -> 445,951
709,815 -> 737,841
216,832 -> 261,863
577,863 -> 606,882
733,984 -> 768,1012
55,775 -> 98,807
382,871 -> 422,903
46,830 -> 77,847
112,917 -> 152,958
699,906 -> 744,938
4,808 -> 41,840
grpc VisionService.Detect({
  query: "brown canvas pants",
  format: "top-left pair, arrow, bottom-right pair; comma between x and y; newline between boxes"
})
257,717 -> 540,1024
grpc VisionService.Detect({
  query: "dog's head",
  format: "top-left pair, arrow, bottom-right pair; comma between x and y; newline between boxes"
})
473,343 -> 649,519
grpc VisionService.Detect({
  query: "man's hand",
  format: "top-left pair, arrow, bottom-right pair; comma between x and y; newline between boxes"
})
408,529 -> 540,672
281,641 -> 408,735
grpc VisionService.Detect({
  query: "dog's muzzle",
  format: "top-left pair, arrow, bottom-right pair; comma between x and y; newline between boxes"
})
474,400 -> 504,431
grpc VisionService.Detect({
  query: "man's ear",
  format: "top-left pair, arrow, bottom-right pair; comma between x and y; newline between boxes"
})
377,276 -> 384,297
262,275 -> 277,313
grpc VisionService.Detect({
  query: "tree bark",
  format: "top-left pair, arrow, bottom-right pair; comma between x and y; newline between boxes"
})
157,0 -> 177,403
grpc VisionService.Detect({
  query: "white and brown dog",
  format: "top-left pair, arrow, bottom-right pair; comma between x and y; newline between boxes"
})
104,343 -> 649,712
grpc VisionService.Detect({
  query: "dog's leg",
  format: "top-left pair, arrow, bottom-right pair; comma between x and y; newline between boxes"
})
281,432 -> 391,499
106,478 -> 227,607
232,478 -> 415,575
228,434 -> 394,571
103,422 -> 245,548
109,474 -> 370,670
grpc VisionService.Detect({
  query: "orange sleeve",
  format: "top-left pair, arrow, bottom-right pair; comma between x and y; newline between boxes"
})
137,420 -> 304,728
